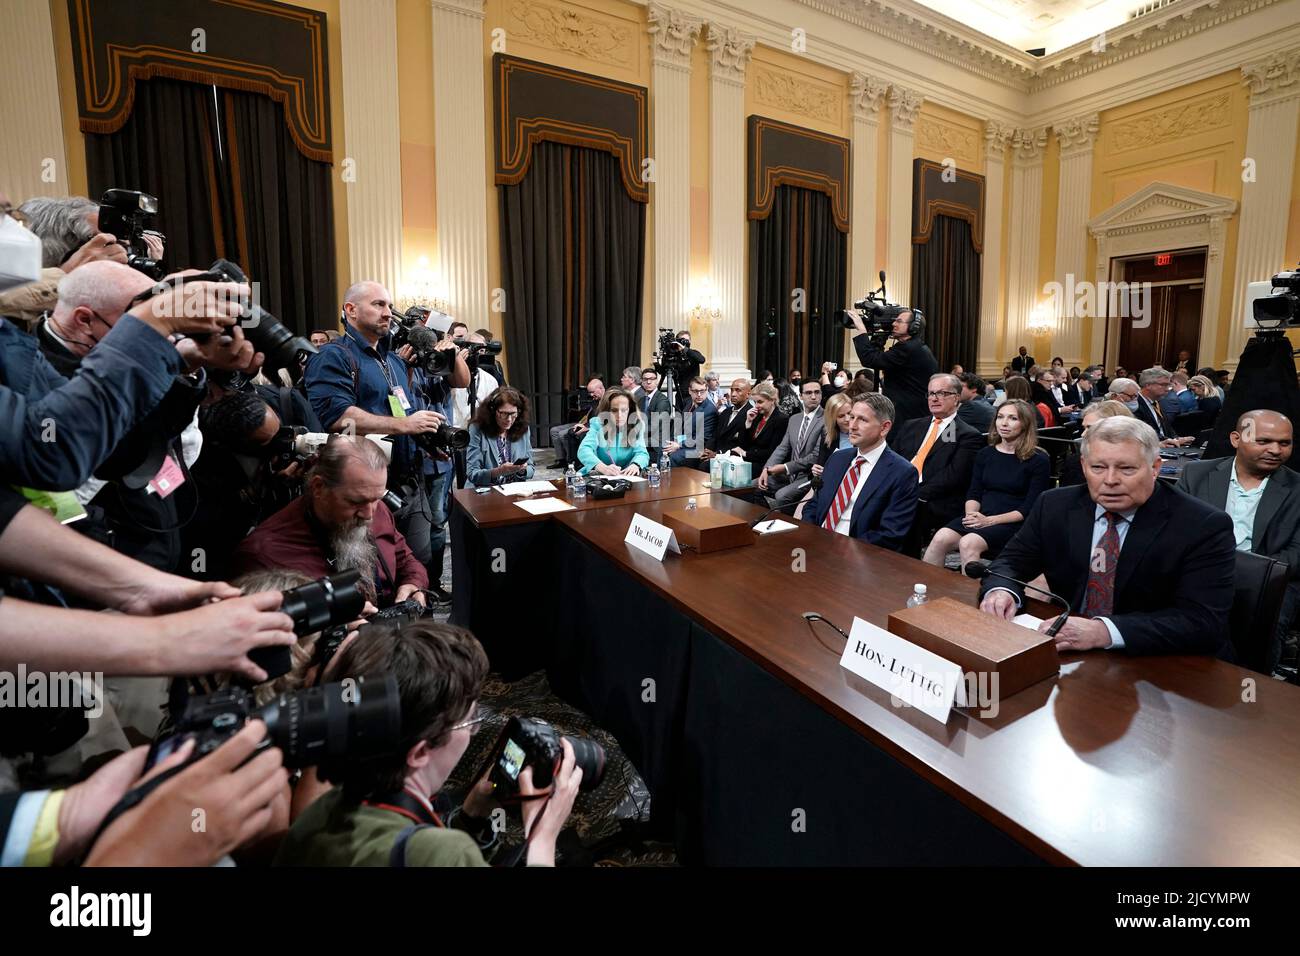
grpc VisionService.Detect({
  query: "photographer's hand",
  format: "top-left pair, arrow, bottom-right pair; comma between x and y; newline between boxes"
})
157,590 -> 296,682
399,409 -> 447,435
395,584 -> 427,606
116,574 -> 241,617
396,344 -> 417,366
60,233 -> 128,272
85,721 -> 289,866
520,739 -> 582,867
175,325 -> 263,374
129,279 -> 248,338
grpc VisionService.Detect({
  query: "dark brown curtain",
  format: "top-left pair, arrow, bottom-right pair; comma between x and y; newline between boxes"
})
910,214 -> 980,372
499,140 -> 646,441
748,185 -> 847,377
85,77 -> 336,336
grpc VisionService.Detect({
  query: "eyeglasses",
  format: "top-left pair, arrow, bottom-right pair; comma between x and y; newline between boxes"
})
926,390 -> 958,398
0,201 -> 27,224
450,709 -> 489,734
496,409 -> 519,419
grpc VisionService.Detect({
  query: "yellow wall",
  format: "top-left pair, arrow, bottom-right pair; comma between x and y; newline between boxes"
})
46,0 -> 351,305
913,102 -> 985,175
1083,69 -> 1250,366
744,43 -> 850,139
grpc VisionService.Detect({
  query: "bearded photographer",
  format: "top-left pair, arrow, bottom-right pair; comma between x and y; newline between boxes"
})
845,308 -> 938,424
231,436 -> 429,608
274,620 -> 581,867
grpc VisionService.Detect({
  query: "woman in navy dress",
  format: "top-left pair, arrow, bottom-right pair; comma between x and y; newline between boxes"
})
921,399 -> 1051,567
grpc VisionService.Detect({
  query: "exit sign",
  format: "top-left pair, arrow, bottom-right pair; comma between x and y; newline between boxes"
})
1155,253 -> 1173,266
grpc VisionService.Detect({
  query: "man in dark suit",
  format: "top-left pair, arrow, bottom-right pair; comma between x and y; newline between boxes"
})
804,393 -> 919,551
1010,346 -> 1035,374
956,373 -> 995,432
890,373 -> 984,553
733,383 -> 788,475
710,378 -> 752,454
1177,409 -> 1300,672
664,376 -> 717,470
1130,366 -> 1193,446
639,367 -> 673,464
758,379 -> 824,505
979,416 -> 1235,656
846,309 -> 938,424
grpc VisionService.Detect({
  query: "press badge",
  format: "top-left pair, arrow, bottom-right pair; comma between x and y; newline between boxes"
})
14,487 -> 86,525
389,386 -> 412,416
147,454 -> 186,499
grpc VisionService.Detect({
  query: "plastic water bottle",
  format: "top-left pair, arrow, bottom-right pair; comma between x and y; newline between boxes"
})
648,464 -> 661,489
564,464 -> 577,493
686,497 -> 698,511
709,456 -> 723,489
572,472 -> 587,500
906,584 -> 929,608
660,451 -> 671,477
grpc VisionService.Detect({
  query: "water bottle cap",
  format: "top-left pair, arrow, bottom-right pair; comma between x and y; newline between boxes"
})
914,584 -> 927,594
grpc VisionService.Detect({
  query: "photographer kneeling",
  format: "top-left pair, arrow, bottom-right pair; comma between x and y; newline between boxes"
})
274,621 -> 581,866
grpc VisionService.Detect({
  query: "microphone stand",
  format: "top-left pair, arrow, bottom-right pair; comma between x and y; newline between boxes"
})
964,561 -> 1071,637
748,475 -> 822,529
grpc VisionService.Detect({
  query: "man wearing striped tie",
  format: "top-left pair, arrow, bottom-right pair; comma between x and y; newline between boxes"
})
802,393 -> 919,551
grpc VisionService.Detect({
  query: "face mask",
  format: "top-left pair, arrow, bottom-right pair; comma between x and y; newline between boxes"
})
834,375 -> 848,387
1124,400 -> 1139,411
0,215 -> 42,293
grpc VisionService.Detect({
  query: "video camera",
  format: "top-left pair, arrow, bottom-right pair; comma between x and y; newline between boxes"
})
391,306 -> 456,375
655,327 -> 690,368
264,425 -> 329,469
98,188 -> 165,279
840,270 -> 909,339
480,716 -> 606,797
466,338 -> 503,371
1252,264 -> 1300,329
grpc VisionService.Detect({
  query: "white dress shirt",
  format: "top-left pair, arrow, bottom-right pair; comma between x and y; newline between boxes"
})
834,440 -> 887,536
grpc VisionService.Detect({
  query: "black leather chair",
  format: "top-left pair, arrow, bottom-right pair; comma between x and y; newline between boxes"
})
1229,550 -> 1289,674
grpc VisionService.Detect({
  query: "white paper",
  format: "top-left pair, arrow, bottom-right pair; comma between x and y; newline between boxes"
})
754,518 -> 798,535
493,480 -> 560,497
839,617 -> 962,725
618,474 -> 648,484
1012,613 -> 1045,631
624,512 -> 680,561
513,497 -> 576,515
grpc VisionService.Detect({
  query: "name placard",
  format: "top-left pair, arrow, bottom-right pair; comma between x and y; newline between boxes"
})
624,513 -> 680,562
840,617 -> 963,724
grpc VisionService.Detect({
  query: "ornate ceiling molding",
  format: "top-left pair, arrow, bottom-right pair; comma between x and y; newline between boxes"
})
888,84 -> 924,131
1242,46 -> 1300,104
646,2 -> 704,69
850,72 -> 889,121
984,120 -> 1015,159
1053,112 -> 1099,155
752,66 -> 841,123
509,1 -> 635,68
1010,126 -> 1048,163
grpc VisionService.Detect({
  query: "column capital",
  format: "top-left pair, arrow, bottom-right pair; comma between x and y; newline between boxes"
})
705,22 -> 755,85
1053,112 -> 1100,156
428,0 -> 485,19
888,84 -> 924,132
850,72 -> 888,122
1010,126 -> 1048,163
1243,47 -> 1300,106
647,3 -> 703,70
983,120 -> 1014,159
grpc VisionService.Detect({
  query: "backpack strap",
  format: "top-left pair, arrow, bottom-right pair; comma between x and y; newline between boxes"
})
388,823 -> 433,867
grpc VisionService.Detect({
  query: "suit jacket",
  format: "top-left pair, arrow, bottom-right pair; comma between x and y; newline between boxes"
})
980,483 -> 1235,657
1132,394 -> 1168,440
713,399 -> 753,452
851,335 -> 939,424
803,445 -> 919,551
740,408 -> 788,474
956,398 -> 995,433
670,399 -> 717,468
888,414 -> 983,523
766,407 -> 825,480
465,424 -> 536,487
1177,456 -> 1300,579
1062,382 -> 1083,406
1010,354 -> 1036,373
640,388 -> 673,459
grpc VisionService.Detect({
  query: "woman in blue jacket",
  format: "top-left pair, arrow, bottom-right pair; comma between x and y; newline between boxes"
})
576,388 -> 648,476
466,386 -> 536,487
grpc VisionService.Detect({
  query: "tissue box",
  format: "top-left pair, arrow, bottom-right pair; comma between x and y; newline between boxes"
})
724,459 -> 752,488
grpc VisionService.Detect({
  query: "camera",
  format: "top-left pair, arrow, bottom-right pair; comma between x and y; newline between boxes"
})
482,716 -> 606,796
312,597 -> 430,674
413,425 -> 470,454
147,674 -> 401,779
391,306 -> 456,375
1252,264 -> 1300,328
265,425 -> 329,467
655,328 -> 688,368
466,339 -> 503,370
245,570 -> 367,682
839,270 -> 911,338
98,188 -> 165,279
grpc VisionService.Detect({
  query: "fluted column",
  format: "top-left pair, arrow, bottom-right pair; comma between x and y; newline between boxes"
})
646,4 -> 703,336
340,0 -> 403,296
430,0 -> 490,326
978,122 -> 1013,377
705,22 -> 755,382
846,73 -> 888,371
1002,127 -> 1048,361
1225,48 -> 1300,369
1051,113 -> 1099,367
0,0 -> 67,202
885,85 -> 923,306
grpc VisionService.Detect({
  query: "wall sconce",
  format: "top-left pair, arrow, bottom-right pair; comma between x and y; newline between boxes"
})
1026,301 -> 1054,337
689,277 -> 720,325
398,256 -> 451,314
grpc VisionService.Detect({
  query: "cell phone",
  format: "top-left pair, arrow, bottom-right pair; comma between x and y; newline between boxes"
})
512,457 -> 529,466
828,363 -> 838,370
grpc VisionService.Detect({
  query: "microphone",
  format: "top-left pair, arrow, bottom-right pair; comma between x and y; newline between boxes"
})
748,474 -> 823,529
962,560 -> 1071,637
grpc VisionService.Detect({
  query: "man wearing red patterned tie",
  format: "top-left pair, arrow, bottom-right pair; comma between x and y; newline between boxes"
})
978,417 -> 1235,657
802,394 -> 919,551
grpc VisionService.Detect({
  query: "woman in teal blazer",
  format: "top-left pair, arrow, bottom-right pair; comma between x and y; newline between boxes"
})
576,387 -> 649,476
466,386 -> 536,487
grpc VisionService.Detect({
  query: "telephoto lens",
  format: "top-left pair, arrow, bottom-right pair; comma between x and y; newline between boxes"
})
247,570 -> 367,682
207,259 -> 319,379
413,425 -> 470,454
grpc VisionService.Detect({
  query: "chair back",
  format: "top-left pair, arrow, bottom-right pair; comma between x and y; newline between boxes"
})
1229,550 -> 1289,674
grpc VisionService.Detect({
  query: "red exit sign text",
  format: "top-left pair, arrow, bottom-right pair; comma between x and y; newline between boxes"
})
1155,253 -> 1173,266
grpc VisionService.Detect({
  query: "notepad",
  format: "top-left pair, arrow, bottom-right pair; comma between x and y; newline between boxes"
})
1012,613 -> 1044,630
494,481 -> 560,496
513,497 -> 575,515
753,519 -> 798,535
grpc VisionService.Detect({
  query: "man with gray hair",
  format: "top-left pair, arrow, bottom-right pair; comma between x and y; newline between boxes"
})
1130,366 -> 1192,445
232,436 -> 428,607
980,416 -> 1235,656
